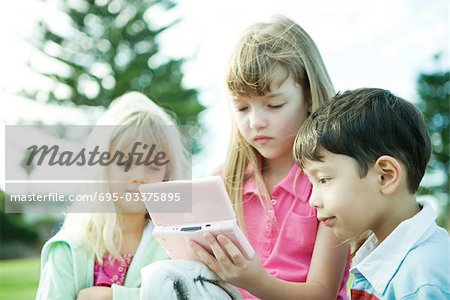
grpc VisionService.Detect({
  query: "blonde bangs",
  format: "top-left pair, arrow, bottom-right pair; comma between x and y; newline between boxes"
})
226,19 -> 309,98
111,124 -> 167,157
227,35 -> 280,97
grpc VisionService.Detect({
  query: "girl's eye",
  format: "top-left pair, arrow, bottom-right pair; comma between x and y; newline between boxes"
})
237,106 -> 248,112
268,104 -> 284,109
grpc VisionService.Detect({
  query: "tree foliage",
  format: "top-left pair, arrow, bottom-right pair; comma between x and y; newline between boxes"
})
0,190 -> 39,247
416,60 -> 449,228
23,0 -> 205,151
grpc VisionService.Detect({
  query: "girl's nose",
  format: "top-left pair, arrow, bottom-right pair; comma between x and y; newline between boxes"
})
249,110 -> 268,130
128,165 -> 147,184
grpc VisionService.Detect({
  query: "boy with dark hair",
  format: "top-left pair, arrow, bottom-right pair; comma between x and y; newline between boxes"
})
294,88 -> 449,299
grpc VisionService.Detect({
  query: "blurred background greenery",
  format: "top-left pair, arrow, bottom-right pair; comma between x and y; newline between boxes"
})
0,0 -> 448,299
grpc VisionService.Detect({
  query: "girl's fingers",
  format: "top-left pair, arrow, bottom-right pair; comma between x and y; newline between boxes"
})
203,233 -> 233,268
189,241 -> 220,273
217,234 -> 246,266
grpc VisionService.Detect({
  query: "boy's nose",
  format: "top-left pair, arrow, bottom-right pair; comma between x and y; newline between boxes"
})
309,188 -> 322,209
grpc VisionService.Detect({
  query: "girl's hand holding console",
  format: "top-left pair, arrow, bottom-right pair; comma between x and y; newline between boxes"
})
190,233 -> 268,291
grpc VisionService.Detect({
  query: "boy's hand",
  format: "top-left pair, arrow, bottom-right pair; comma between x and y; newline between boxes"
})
190,233 -> 269,290
77,286 -> 112,300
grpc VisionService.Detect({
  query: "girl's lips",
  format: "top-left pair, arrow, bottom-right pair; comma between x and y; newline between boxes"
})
253,136 -> 272,145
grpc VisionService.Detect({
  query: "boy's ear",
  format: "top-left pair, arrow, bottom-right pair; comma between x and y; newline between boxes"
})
374,155 -> 402,195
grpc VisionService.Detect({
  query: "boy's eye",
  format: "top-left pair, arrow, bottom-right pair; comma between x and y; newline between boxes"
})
318,178 -> 330,184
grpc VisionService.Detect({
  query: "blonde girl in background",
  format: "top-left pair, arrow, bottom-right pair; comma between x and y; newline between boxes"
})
190,15 -> 350,299
36,92 -> 189,300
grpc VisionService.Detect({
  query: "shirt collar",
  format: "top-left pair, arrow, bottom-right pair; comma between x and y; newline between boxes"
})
243,164 -> 311,201
350,200 -> 438,295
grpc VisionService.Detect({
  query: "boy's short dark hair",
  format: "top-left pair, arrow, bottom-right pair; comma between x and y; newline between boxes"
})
293,88 -> 431,193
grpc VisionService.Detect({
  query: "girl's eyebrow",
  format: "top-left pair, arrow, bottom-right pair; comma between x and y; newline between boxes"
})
232,92 -> 284,104
232,98 -> 246,105
266,92 -> 283,98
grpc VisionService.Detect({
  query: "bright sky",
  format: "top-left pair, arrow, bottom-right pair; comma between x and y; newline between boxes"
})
0,0 -> 449,185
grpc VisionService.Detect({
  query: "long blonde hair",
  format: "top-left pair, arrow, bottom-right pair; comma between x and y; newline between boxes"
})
62,92 -> 189,262
224,15 -> 334,228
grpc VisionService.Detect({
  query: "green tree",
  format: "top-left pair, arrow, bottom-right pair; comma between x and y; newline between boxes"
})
23,0 -> 204,151
0,190 -> 39,259
416,59 -> 449,229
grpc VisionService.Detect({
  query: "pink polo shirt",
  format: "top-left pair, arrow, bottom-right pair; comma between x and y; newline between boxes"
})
239,164 -> 349,299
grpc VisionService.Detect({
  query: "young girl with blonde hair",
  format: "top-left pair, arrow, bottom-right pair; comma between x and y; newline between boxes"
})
36,92 -> 188,300
191,15 -> 350,299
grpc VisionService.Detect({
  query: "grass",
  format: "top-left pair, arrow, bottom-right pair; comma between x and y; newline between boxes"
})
0,257 -> 355,299
0,258 -> 40,300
